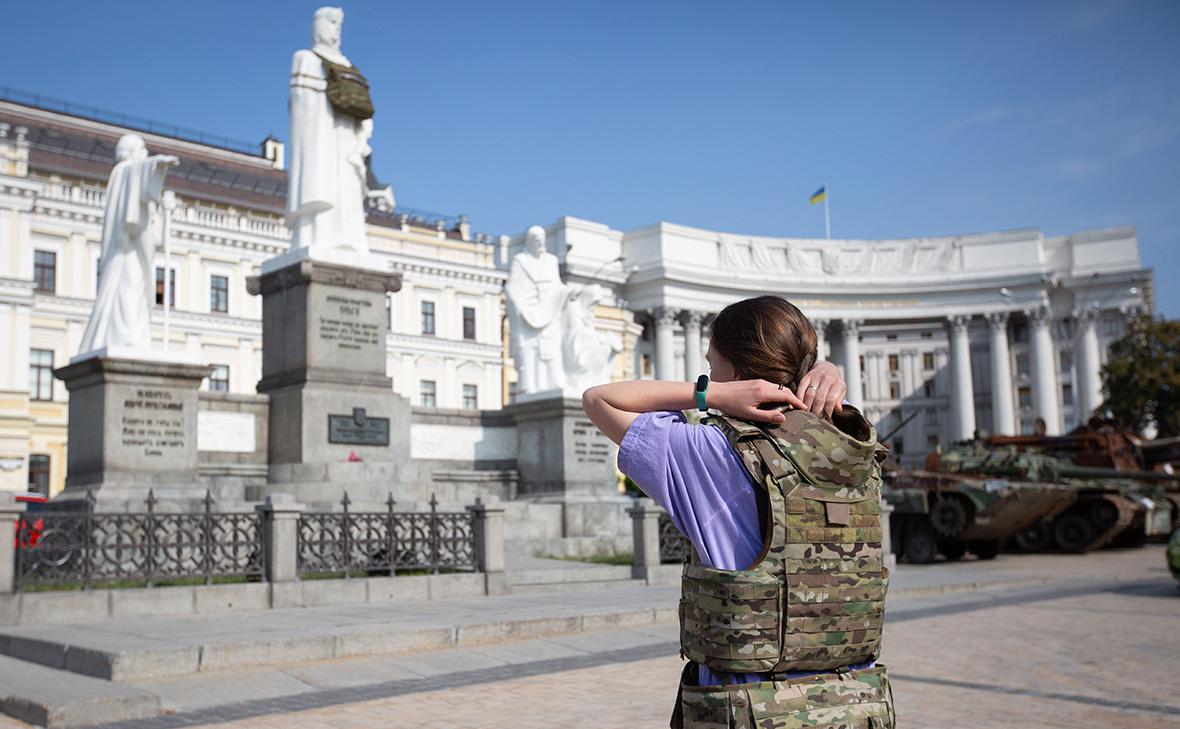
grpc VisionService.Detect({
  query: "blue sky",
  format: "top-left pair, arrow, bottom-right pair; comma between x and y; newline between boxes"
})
3,1 -> 1178,313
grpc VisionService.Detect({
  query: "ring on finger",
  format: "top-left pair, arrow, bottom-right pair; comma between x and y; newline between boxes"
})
806,385 -> 819,392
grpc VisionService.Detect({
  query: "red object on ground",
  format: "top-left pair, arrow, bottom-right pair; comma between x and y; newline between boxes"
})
13,492 -> 47,550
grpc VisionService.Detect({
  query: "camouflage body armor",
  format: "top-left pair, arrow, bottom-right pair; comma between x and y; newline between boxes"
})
315,52 -> 375,121
674,407 -> 895,729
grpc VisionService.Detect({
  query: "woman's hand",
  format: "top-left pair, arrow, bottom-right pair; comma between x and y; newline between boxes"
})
710,380 -> 807,425
795,360 -> 846,418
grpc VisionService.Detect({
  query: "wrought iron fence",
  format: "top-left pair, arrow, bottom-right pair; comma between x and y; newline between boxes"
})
658,512 -> 690,564
13,491 -> 264,591
297,493 -> 476,577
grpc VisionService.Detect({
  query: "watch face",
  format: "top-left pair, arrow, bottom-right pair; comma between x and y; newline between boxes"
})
696,374 -> 709,391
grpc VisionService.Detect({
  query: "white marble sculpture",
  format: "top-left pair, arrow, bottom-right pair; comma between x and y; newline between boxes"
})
562,283 -> 621,393
76,134 -> 177,359
284,6 -> 392,262
505,226 -> 571,394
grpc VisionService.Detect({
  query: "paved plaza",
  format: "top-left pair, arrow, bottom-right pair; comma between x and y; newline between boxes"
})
1,547 -> 1177,729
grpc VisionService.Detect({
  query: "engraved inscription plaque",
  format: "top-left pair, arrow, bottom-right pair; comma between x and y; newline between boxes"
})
119,388 -> 188,458
328,407 -> 390,446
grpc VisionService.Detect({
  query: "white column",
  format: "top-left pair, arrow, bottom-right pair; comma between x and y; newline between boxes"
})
653,308 -> 677,381
946,315 -> 977,441
1075,309 -> 1103,420
986,312 -> 1016,436
1027,305 -> 1061,435
813,319 -> 829,361
840,319 -> 863,407
682,311 -> 703,381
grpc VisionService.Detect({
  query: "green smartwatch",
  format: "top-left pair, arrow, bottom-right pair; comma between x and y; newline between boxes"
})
694,374 -> 709,412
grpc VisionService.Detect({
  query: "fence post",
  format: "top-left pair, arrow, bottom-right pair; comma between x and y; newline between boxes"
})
467,499 -> 506,595
880,498 -> 897,572
256,494 -> 305,583
628,498 -> 662,580
0,492 -> 26,594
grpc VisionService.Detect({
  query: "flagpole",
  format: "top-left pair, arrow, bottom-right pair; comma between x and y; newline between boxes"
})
823,185 -> 831,240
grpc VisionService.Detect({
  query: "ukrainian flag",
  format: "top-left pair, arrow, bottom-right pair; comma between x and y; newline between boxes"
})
809,186 -> 827,205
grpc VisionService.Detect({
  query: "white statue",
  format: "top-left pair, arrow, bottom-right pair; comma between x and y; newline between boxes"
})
505,226 -> 570,393
286,7 -> 392,256
77,134 -> 177,357
562,283 -> 621,393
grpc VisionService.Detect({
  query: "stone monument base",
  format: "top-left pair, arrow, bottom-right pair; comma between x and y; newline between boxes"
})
507,394 -> 628,540
53,356 -> 213,509
249,256 -> 407,511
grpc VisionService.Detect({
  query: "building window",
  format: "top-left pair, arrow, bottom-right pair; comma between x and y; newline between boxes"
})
421,301 -> 436,335
28,454 -> 50,496
1012,323 -> 1028,343
1015,353 -> 1030,377
892,438 -> 904,456
889,382 -> 900,399
923,380 -> 935,398
858,356 -> 864,373
926,435 -> 939,452
155,267 -> 177,306
462,384 -> 478,410
1020,418 -> 1035,435
641,354 -> 652,377
888,354 -> 899,372
210,275 -> 229,313
1062,383 -> 1073,407
34,250 -> 56,293
29,349 -> 54,401
886,334 -> 897,342
1103,316 -> 1122,337
462,306 -> 476,340
1018,386 -> 1032,409
420,380 -> 437,407
1058,350 -> 1073,373
922,352 -> 934,371
921,331 -> 933,339
925,407 -> 938,425
208,365 -> 230,392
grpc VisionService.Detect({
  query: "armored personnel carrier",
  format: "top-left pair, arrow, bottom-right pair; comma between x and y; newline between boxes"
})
883,466 -> 1074,563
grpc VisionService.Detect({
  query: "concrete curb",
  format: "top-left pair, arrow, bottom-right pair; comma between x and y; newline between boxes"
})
0,655 -> 160,728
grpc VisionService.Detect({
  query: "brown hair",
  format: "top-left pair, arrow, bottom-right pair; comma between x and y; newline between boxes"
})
710,296 -> 818,388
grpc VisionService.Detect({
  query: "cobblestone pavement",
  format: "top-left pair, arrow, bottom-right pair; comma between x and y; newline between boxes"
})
3,548 -> 1176,729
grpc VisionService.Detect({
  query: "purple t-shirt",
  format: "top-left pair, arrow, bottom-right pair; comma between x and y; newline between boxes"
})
618,410 -> 870,686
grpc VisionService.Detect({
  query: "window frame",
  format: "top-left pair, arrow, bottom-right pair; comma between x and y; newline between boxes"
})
29,348 -> 54,401
155,266 -> 177,307
33,250 -> 57,293
462,306 -> 477,340
208,364 -> 230,393
420,379 -> 437,407
420,300 -> 436,336
209,274 -> 229,314
27,453 -> 51,496
462,383 -> 478,410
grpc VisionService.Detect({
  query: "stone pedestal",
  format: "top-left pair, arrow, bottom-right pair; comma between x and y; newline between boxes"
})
506,394 -> 629,540
53,356 -> 213,506
248,258 -> 408,509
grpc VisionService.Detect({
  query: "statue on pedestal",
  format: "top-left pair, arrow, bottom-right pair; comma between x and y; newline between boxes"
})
286,6 -> 394,256
77,134 -> 177,357
505,226 -> 570,393
563,284 -> 622,393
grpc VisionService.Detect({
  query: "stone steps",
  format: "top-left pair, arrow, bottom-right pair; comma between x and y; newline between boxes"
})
0,587 -> 679,684
0,654 -> 159,728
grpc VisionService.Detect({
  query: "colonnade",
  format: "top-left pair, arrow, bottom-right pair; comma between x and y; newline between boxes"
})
646,305 -> 1110,438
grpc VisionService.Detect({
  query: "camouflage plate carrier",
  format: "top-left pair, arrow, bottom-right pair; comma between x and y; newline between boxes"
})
315,52 -> 375,121
674,407 -> 895,729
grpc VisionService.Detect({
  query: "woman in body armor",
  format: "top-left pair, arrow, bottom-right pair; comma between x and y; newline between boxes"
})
583,296 -> 894,728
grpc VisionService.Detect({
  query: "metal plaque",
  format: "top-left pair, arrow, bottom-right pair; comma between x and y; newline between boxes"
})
327,407 -> 390,446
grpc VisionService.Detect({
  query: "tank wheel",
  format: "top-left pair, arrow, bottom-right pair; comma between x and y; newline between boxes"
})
904,526 -> 939,564
939,539 -> 967,561
929,498 -> 969,537
970,540 -> 1002,560
1090,499 -> 1119,528
1015,523 -> 1053,552
1053,515 -> 1095,553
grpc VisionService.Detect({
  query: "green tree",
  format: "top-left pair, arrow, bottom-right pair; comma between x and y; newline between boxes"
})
1100,313 -> 1180,437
